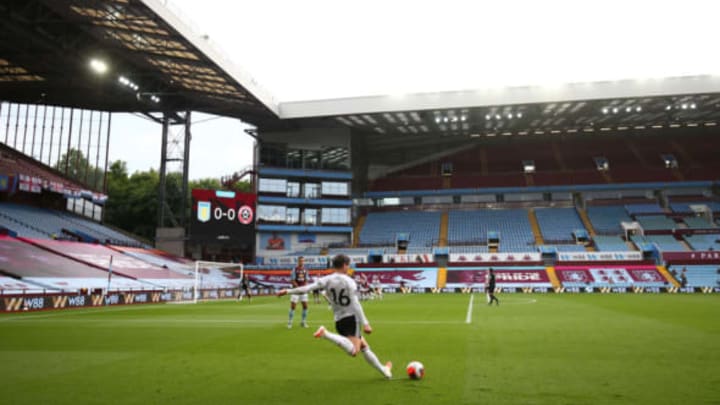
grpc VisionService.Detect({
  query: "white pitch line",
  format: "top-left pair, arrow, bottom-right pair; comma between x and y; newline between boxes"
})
465,294 -> 474,324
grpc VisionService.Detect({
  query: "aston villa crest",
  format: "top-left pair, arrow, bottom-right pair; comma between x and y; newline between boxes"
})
197,201 -> 211,222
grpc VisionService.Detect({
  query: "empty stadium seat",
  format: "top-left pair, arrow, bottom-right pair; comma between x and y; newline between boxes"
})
359,211 -> 440,247
587,205 -> 633,235
534,208 -> 586,243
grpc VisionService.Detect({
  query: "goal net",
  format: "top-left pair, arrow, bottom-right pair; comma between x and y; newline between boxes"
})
192,261 -> 244,304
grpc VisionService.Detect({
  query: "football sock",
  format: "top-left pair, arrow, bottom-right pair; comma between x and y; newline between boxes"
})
322,330 -> 356,356
288,309 -> 294,323
301,308 -> 308,323
362,347 -> 386,375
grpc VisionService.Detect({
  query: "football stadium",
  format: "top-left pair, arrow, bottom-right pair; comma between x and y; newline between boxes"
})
1,1 -> 719,404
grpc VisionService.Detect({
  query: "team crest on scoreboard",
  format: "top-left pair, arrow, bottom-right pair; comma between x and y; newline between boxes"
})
238,205 -> 254,225
197,201 -> 211,223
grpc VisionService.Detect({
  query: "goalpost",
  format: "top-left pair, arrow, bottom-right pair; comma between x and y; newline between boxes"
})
192,261 -> 244,304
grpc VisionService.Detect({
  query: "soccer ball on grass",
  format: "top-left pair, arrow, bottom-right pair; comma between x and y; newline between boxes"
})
406,361 -> 424,380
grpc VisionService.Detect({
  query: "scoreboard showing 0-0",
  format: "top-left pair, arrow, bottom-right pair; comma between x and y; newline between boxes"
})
191,189 -> 256,246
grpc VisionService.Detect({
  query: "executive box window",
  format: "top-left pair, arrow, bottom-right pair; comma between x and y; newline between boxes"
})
303,208 -> 318,225
257,205 -> 286,222
304,183 -> 320,199
321,181 -> 349,197
286,207 -> 300,224
287,182 -> 301,198
258,178 -> 287,194
321,207 -> 350,224
305,150 -> 322,169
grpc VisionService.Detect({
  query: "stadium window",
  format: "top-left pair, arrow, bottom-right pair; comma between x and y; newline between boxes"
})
304,150 -> 321,169
441,162 -> 453,176
258,178 -> 287,193
257,205 -> 286,222
321,181 -> 349,196
378,197 -> 400,207
286,207 -> 300,224
287,182 -> 300,198
286,150 -> 302,169
260,143 -> 286,167
304,183 -> 320,199
321,207 -> 350,224
321,147 -> 350,170
303,208 -> 318,225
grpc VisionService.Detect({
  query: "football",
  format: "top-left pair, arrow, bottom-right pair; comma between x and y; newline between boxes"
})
406,361 -> 425,380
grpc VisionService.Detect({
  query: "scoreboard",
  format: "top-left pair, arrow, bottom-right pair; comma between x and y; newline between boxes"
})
190,189 -> 256,246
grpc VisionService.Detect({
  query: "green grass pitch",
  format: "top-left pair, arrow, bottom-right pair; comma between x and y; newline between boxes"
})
0,294 -> 718,404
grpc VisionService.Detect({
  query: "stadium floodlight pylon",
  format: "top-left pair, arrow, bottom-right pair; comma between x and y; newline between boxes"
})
192,261 -> 243,304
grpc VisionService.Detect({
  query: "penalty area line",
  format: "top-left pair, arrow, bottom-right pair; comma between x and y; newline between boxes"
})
465,294 -> 474,324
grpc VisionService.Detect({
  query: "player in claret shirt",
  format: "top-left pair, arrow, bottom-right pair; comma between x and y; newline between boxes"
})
277,254 -> 392,379
287,256 -> 310,328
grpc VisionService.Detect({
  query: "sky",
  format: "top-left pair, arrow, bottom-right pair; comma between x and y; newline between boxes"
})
109,112 -> 254,180
107,0 -> 720,179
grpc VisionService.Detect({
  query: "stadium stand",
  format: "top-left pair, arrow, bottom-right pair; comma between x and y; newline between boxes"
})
30,239 -> 194,288
0,276 -> 52,294
359,211 -> 441,247
682,234 -> 720,251
0,211 -> 50,239
114,246 -> 239,288
448,209 -> 534,252
631,234 -> 686,251
636,215 -> 678,231
534,208 -> 586,243
669,201 -> 720,214
0,202 -> 142,245
586,205 -> 634,235
682,216 -> 716,229
668,265 -> 720,287
593,235 -> 631,251
625,204 -> 666,216
0,235 -> 149,292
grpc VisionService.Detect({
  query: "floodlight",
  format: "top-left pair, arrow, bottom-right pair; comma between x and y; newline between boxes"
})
89,58 -> 108,74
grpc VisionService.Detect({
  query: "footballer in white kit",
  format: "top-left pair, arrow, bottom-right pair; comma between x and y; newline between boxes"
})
277,254 -> 392,379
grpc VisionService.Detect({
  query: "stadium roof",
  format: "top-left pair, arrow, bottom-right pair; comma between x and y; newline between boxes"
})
2,0 -> 720,138
0,0 -> 281,126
